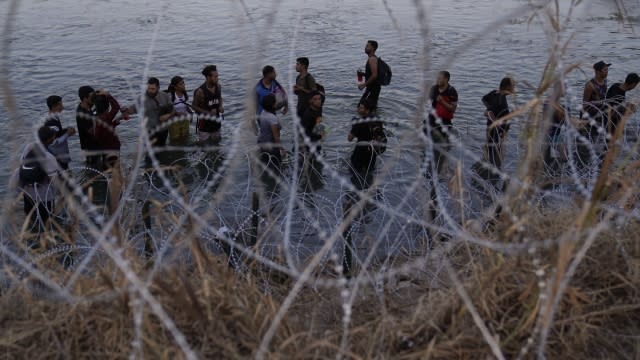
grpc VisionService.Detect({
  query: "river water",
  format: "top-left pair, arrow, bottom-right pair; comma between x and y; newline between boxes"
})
0,0 -> 639,259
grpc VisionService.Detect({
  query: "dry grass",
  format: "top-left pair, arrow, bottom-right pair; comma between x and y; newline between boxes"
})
0,208 -> 638,359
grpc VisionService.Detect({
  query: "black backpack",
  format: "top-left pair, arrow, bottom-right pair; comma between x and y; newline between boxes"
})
377,58 -> 392,86
19,148 -> 48,186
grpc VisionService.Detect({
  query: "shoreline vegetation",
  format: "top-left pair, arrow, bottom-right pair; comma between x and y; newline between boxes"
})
1,1 -> 640,359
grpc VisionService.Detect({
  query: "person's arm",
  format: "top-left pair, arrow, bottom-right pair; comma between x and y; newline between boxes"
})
271,124 -> 281,145
218,84 -> 224,114
482,92 -> 495,121
106,94 -> 121,125
159,97 -> 175,123
359,57 -> 379,90
191,88 -> 208,114
348,132 -> 355,142
278,81 -> 289,115
438,91 -> 458,112
583,82 -> 594,112
298,75 -> 317,94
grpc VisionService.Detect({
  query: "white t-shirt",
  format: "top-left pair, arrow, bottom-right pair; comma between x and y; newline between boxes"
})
173,93 -> 189,115
9,143 -> 59,202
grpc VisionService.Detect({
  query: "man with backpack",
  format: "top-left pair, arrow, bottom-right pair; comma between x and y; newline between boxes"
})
10,126 -> 59,241
357,40 -> 391,112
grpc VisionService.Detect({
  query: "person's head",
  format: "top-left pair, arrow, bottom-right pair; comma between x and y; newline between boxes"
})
78,85 -> 95,105
262,65 -> 276,81
358,101 -> 373,117
94,94 -> 109,115
262,94 -> 277,114
365,40 -> 378,55
46,95 -> 64,113
147,77 -> 160,97
296,57 -> 309,73
499,77 -> 515,94
593,61 -> 610,79
309,91 -> 323,110
437,71 -> 451,87
202,65 -> 218,85
38,125 -> 56,146
168,76 -> 186,94
624,72 -> 640,90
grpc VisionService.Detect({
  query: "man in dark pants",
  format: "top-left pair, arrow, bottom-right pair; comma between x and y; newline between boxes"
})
294,57 -> 317,120
343,101 -> 384,276
10,126 -> 58,245
45,95 -> 75,170
480,77 -> 515,187
577,61 -> 610,170
76,85 -> 102,168
357,40 -> 381,112
605,72 -> 639,137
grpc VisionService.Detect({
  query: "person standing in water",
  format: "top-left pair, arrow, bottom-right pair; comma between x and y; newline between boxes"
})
256,65 -> 288,116
44,95 -> 75,170
143,77 -> 175,147
357,40 -> 381,112
480,77 -> 515,186
76,85 -> 101,167
577,61 -> 610,169
427,71 -> 458,175
193,65 -> 224,143
166,76 -> 193,144
605,72 -> 639,137
294,57 -> 317,120
257,94 -> 284,174
10,126 -> 59,243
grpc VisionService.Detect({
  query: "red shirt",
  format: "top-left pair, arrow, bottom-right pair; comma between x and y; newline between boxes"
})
94,95 -> 122,151
430,85 -> 458,121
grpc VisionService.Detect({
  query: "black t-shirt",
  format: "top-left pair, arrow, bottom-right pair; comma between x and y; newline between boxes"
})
606,83 -> 626,108
482,90 -> 510,127
365,56 -> 380,88
76,104 -> 97,150
350,118 -> 375,142
301,107 -> 322,142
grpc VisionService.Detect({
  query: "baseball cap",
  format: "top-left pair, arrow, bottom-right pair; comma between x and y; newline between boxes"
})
593,61 -> 611,71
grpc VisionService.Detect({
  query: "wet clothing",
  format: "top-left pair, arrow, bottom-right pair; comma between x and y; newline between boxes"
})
360,56 -> 381,110
542,100 -> 566,176
257,111 -> 282,164
44,114 -> 71,169
350,116 -> 382,172
606,83 -> 629,135
169,92 -> 191,143
94,95 -> 122,152
9,143 -> 59,233
301,107 -> 323,143
584,78 -> 608,119
194,83 -> 222,133
482,90 -> 511,173
144,91 -> 173,146
296,73 -> 317,118
76,104 -> 98,152
428,84 -> 458,126
256,79 -> 287,115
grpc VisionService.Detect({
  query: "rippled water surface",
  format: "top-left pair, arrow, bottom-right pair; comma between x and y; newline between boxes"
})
1,0 -> 638,203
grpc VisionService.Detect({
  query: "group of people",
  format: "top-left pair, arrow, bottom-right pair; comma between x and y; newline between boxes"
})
9,36 -> 640,250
